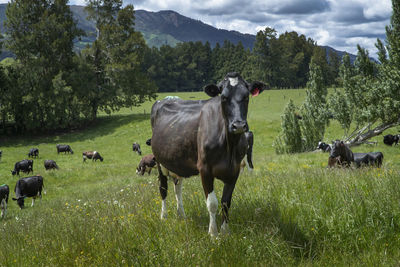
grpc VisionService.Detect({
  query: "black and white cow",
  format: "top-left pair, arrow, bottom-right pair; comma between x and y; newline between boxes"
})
317,141 -> 332,152
132,142 -> 142,155
44,160 -> 59,170
28,148 -> 39,158
151,72 -> 267,236
12,175 -> 44,209
56,144 -> 74,154
82,151 -> 104,162
0,184 -> 9,218
11,159 -> 33,176
383,134 -> 400,146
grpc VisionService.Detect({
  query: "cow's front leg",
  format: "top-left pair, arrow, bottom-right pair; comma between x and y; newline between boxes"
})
174,178 -> 185,218
158,164 -> 168,219
31,197 -> 35,207
201,170 -> 217,236
220,181 -> 237,235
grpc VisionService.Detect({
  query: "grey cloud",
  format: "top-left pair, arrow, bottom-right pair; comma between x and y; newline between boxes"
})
273,0 -> 330,15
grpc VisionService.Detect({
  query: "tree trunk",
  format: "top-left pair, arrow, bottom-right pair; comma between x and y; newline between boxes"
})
346,121 -> 400,147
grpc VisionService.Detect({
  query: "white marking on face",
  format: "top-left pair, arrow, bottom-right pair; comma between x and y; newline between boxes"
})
207,191 -> 218,236
229,77 -> 239,87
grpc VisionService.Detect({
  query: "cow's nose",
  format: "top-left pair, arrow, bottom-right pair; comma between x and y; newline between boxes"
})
231,121 -> 248,134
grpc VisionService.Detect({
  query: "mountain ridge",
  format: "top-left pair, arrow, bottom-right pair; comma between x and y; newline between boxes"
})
0,4 -> 356,62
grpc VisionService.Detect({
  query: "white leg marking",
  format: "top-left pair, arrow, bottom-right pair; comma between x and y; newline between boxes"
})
1,198 -> 4,218
245,159 -> 253,172
31,198 -> 35,207
220,220 -> 230,235
174,179 -> 185,218
207,191 -> 218,236
161,199 -> 167,219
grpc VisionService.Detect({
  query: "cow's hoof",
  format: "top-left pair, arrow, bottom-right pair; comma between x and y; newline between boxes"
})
177,209 -> 186,219
160,212 -> 167,220
220,222 -> 230,235
208,225 -> 218,237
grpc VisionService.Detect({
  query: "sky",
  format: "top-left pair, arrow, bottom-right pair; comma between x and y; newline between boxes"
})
0,0 -> 393,58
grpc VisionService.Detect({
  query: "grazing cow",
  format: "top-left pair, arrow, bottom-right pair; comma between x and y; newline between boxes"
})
11,159 -> 33,176
44,160 -> 59,170
12,175 -> 44,209
240,131 -> 254,172
0,184 -> 9,218
136,154 -> 157,175
383,134 -> 400,146
28,148 -> 39,158
56,144 -> 74,154
317,141 -> 332,152
132,143 -> 142,155
330,140 -> 354,167
146,139 -> 152,146
151,72 -> 267,236
82,151 -> 104,162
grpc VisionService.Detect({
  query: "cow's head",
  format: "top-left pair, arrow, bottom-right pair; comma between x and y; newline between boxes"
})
12,196 -> 26,209
11,170 -> 16,176
204,72 -> 268,134
330,140 -> 345,158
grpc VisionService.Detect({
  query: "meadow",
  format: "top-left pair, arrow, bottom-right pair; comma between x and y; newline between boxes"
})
1,89 -> 400,266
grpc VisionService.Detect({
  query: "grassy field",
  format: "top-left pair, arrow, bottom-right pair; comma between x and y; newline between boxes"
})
1,89 -> 400,266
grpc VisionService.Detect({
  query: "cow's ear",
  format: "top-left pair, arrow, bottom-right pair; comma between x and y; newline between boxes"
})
204,84 -> 221,97
12,198 -> 17,201
249,81 -> 269,96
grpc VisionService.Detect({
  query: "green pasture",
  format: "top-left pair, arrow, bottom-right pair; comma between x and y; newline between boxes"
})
1,89 -> 400,266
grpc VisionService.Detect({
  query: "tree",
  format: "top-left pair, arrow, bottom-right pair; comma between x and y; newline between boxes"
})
274,99 -> 302,154
84,0 -> 156,119
4,0 -> 83,131
329,0 -> 400,146
300,58 -> 330,151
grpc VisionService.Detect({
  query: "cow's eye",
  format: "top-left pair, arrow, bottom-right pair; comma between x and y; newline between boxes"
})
221,95 -> 227,102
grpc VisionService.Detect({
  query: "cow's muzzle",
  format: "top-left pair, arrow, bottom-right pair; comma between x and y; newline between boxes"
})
231,121 -> 248,134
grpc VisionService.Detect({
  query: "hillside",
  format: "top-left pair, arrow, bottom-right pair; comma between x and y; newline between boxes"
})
0,4 -> 358,62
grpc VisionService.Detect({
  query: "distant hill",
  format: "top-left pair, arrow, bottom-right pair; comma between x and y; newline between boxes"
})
0,4 -> 357,62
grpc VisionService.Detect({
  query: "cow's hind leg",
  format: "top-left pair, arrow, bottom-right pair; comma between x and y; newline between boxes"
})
158,164 -> 168,219
174,178 -> 185,218
220,181 -> 238,235
31,197 -> 35,207
1,198 -> 5,218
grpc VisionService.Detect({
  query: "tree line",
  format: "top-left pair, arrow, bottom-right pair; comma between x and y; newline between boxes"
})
0,0 -> 358,134
142,28 -> 342,92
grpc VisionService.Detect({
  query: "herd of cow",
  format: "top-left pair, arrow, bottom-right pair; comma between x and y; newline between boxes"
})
0,143 -> 111,218
1,72 -> 399,238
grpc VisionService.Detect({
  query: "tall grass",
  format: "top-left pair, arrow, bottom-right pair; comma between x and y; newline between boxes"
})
1,90 -> 400,266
